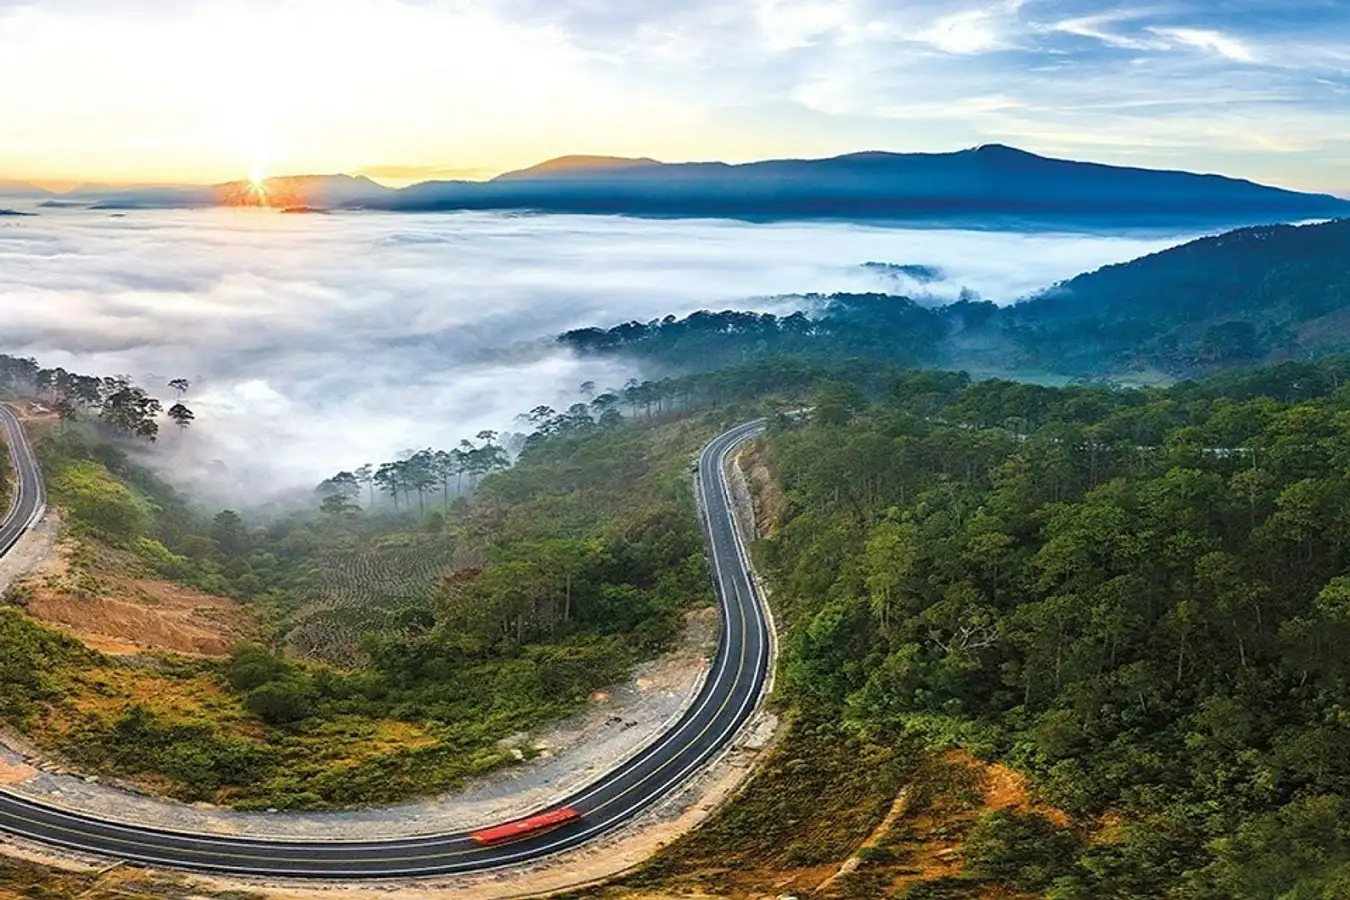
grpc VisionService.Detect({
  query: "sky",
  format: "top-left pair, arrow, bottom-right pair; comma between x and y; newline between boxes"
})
0,208 -> 1193,495
1,0 -> 1347,192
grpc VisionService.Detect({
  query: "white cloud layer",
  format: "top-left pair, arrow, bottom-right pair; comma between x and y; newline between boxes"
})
0,208 -> 1201,500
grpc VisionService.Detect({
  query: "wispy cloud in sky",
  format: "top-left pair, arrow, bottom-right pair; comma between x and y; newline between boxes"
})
1150,26 -> 1256,62
0,0 -> 1346,192
913,9 -> 1009,55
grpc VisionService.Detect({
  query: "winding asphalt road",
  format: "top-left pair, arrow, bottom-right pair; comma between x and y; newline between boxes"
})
0,414 -> 771,878
0,406 -> 47,557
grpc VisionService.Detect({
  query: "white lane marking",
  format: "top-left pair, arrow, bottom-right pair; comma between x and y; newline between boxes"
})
0,409 -> 28,549
0,422 -> 774,875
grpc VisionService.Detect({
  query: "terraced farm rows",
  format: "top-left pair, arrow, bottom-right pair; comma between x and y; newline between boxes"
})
288,535 -> 459,667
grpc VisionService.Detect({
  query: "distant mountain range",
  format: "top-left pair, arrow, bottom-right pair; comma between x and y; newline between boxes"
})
0,181 -> 53,199
10,146 -> 1347,227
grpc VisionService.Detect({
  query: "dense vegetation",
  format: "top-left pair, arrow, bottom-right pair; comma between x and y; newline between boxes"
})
0,405 -> 729,807
735,358 -> 1350,896
0,353 -> 194,440
561,219 -> 1350,383
1,354 -> 861,809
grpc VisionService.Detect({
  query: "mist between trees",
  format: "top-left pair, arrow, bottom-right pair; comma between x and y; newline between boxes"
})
311,367 -> 812,517
0,354 -> 194,441
0,355 -> 831,810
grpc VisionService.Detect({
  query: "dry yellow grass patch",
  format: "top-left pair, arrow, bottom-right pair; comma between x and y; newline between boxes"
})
64,666 -> 236,720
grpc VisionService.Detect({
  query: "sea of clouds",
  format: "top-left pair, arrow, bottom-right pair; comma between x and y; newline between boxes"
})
0,207 -> 1201,502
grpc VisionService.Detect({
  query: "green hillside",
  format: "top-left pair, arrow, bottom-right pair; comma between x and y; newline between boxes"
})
997,218 -> 1350,374
562,218 -> 1350,382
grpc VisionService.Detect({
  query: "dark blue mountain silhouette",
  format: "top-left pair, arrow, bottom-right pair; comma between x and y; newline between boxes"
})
47,146 -> 1350,227
381,145 -> 1348,225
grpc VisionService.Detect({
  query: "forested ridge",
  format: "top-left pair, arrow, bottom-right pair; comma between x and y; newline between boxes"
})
1000,218 -> 1350,374
560,294 -> 957,372
739,358 -> 1350,897
560,218 -> 1350,381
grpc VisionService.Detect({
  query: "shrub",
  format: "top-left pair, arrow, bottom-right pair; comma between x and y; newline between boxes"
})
225,644 -> 290,692
245,679 -> 316,726
52,461 -> 151,541
962,810 -> 1080,892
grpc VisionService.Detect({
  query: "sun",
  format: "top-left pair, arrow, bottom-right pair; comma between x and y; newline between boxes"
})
237,127 -> 273,197
244,149 -> 271,205
215,114 -> 279,206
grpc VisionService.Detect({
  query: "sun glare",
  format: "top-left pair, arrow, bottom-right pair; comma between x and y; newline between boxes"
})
244,145 -> 271,206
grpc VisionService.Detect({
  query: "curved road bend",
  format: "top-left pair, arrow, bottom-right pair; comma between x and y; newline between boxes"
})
0,405 -> 47,557
0,417 -> 770,878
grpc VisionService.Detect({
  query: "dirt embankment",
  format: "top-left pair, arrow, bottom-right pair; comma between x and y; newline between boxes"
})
0,509 -> 61,599
0,513 -> 249,662
25,569 -> 249,657
3,518 -> 251,658
862,750 -> 1071,894
732,441 -> 783,540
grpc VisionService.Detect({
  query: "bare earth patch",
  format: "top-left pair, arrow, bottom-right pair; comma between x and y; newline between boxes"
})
0,510 -> 61,597
27,578 -> 247,657
734,442 -> 783,540
19,537 -> 249,657
0,760 -> 38,787
873,750 -> 1073,894
971,753 -> 1070,827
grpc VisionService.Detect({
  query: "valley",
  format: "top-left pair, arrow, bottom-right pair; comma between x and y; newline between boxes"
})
2,126 -> 1350,899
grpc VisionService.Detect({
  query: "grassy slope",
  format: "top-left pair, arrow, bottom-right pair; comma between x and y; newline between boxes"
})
0,415 -> 720,809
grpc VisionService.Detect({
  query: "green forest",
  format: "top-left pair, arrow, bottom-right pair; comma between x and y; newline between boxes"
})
0,406 -> 731,808
561,218 -> 1350,382
10,348 -> 1350,894
741,359 -> 1350,897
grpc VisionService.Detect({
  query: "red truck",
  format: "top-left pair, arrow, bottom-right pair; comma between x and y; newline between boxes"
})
470,808 -> 582,847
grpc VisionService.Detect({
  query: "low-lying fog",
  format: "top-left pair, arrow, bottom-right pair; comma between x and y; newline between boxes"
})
0,208 -> 1198,503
